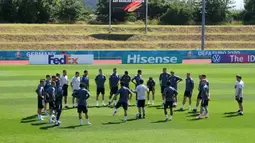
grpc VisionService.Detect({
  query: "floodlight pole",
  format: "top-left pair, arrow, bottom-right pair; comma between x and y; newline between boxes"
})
109,0 -> 112,32
145,0 -> 148,34
201,0 -> 206,50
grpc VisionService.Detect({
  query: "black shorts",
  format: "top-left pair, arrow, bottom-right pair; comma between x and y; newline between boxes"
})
110,87 -> 118,94
72,90 -> 78,97
161,86 -> 167,93
49,101 -> 56,109
97,87 -> 105,95
62,84 -> 68,96
236,97 -> 243,103
197,91 -> 202,99
44,96 -> 49,103
38,99 -> 44,109
77,105 -> 88,113
184,90 -> 192,98
55,103 -> 62,110
164,101 -> 173,109
115,102 -> 128,110
201,100 -> 209,107
149,87 -> 155,92
137,100 -> 145,108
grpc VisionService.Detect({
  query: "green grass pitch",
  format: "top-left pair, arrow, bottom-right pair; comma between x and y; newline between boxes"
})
0,64 -> 254,143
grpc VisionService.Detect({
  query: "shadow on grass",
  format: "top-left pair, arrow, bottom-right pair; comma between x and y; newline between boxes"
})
62,107 -> 75,111
186,113 -> 200,117
174,109 -> 187,112
20,119 -> 37,123
151,120 -> 168,123
224,114 -> 241,118
186,111 -> 198,114
31,122 -> 48,126
102,118 -> 137,125
90,34 -> 134,41
20,114 -> 38,123
147,105 -> 162,108
21,114 -> 37,120
40,125 -> 57,130
60,125 -> 82,129
224,111 -> 238,115
188,118 -> 202,121
88,105 -> 107,108
102,121 -> 123,125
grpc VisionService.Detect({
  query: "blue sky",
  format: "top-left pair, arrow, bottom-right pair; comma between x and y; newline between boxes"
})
233,0 -> 244,10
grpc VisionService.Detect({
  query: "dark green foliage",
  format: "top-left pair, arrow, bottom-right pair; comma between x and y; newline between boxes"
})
0,0 -> 91,23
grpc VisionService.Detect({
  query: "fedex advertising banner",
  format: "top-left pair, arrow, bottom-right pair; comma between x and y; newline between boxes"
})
211,54 -> 255,63
29,54 -> 94,65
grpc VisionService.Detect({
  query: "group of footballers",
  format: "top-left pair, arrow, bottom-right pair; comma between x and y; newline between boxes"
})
35,68 -> 245,126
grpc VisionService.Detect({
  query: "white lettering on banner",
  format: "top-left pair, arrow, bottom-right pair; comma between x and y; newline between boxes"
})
26,52 -> 56,57
127,54 -> 177,64
248,55 -> 255,62
29,54 -> 94,65
230,55 -> 243,63
198,51 -> 240,56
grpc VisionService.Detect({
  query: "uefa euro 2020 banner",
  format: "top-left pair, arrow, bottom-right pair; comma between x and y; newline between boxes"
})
29,54 -> 94,65
211,54 -> 255,63
112,0 -> 145,13
122,51 -> 182,64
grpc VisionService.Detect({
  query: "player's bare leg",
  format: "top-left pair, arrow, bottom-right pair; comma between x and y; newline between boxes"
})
64,96 -> 67,107
102,94 -> 105,106
238,102 -> 243,115
181,96 -> 186,110
164,107 -> 168,121
96,94 -> 99,106
193,99 -> 201,112
161,94 -> 165,106
44,102 -> 48,115
196,106 -> 203,119
138,107 -> 142,119
152,91 -> 155,105
79,112 -> 83,125
169,106 -> 173,120
147,91 -> 150,105
188,97 -> 192,110
142,107 -> 145,118
204,106 -> 209,118
123,110 -> 127,122
85,113 -> 91,125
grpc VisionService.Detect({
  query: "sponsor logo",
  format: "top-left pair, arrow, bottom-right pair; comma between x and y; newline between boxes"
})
124,1 -> 143,12
126,54 -> 179,64
212,54 -> 221,63
48,55 -> 78,64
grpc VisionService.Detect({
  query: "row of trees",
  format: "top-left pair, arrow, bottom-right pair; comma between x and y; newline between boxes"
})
0,0 -> 255,24
0,0 -> 91,23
